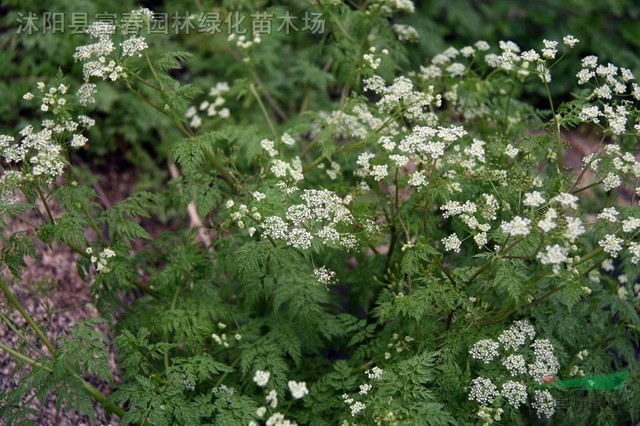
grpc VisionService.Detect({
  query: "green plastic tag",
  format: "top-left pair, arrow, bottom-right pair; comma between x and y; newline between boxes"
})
548,372 -> 629,390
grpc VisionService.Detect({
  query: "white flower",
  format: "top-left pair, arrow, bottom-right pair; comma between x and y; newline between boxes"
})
537,244 -> 568,265
365,366 -> 383,380
598,234 -> 624,257
501,216 -> 531,237
468,377 -> 499,405
371,164 -> 388,181
313,267 -> 336,285
577,69 -> 596,85
287,228 -> 313,250
618,286 -> 628,300
408,171 -> 426,188
597,207 -> 619,223
497,320 -> 536,351
505,144 -> 519,158
602,173 -> 621,191
502,354 -> 527,376
120,36 -> 148,57
532,389 -> 556,418
563,35 -> 579,47
190,115 -> 202,129
349,401 -> 366,416
553,193 -> 579,209
288,380 -> 309,399
524,191 -> 546,207
70,134 -> 88,148
256,406 -> 267,418
253,370 -> 270,387
537,208 -> 557,233
266,389 -> 278,408
541,39 -> 558,59
469,339 -> 499,364
501,380 -> 527,408
359,383 -> 372,395
281,133 -> 295,146
442,233 -> 461,253
475,40 -> 490,51
446,62 -> 466,77
565,216 -> 586,241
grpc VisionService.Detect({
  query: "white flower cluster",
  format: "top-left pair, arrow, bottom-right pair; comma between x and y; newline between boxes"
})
364,75 -> 442,122
229,33 -> 262,51
362,46 -> 389,70
439,195 -> 496,249
287,381 -> 309,399
260,137 -> 306,182
365,366 -> 384,380
1,83 -> 97,183
185,82 -> 231,129
442,233 -> 462,253
73,9 -> 153,104
383,333 -> 415,359
0,171 -> 24,204
368,0 -> 415,16
392,24 -> 419,42
501,216 -> 531,237
211,322 -> 241,348
258,189 -> 357,250
532,389 -> 556,419
468,320 -> 559,420
318,104 -> 398,142
251,376 -> 308,426
253,370 -> 270,387
468,377 -> 499,405
86,247 -> 116,273
342,367 -> 384,417
422,36 -> 578,88
575,55 -> 639,135
469,339 -> 499,364
353,121 -> 468,196
313,266 -> 336,285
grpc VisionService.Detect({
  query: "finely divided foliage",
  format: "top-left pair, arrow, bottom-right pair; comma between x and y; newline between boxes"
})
0,2 -> 639,425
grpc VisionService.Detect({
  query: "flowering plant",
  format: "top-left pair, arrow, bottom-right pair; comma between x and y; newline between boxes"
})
1,2 -> 639,425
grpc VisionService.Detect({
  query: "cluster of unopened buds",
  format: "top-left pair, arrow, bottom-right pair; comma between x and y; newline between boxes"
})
211,322 -> 241,348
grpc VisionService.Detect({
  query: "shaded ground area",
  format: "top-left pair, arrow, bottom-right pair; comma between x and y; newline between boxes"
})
0,160 -> 142,425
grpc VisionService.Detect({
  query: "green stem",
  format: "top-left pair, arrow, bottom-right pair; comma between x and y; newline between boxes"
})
164,284 -> 182,376
202,149 -> 242,193
80,204 -> 108,245
0,312 -> 47,358
433,256 -> 456,286
0,279 -> 56,356
466,238 -> 525,285
214,356 -> 240,388
0,342 -> 128,420
572,180 -> 603,195
0,341 -> 41,365
35,185 -> 54,224
543,78 -> 563,170
250,83 -> 277,138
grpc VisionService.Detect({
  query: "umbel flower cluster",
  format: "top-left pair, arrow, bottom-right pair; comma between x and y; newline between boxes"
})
249,370 -> 309,426
468,321 -> 559,423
